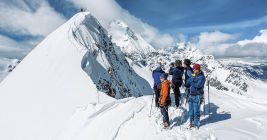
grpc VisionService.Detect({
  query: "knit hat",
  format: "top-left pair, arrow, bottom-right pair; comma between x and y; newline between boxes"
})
193,64 -> 201,71
160,73 -> 168,80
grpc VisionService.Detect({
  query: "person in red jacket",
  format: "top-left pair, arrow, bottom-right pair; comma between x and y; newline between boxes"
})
159,73 -> 171,128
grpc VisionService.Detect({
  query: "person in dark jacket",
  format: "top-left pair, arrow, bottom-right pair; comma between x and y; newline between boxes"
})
169,60 -> 184,107
186,63 -> 206,128
184,59 -> 193,98
152,63 -> 165,107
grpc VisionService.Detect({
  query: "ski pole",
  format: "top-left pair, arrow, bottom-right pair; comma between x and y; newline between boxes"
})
180,88 -> 189,130
208,80 -> 211,120
149,90 -> 155,117
203,96 -> 205,118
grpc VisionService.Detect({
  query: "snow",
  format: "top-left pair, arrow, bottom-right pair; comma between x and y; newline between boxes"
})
0,13 -> 102,140
1,12 -> 267,140
108,20 -> 156,55
56,86 -> 267,140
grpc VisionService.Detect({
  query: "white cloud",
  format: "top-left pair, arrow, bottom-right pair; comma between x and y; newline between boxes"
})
198,31 -> 238,46
194,31 -> 237,56
0,0 -> 66,59
224,43 -> 267,57
0,35 -> 32,59
70,0 -> 175,48
194,30 -> 267,57
238,29 -> 267,45
0,1 -> 66,36
226,30 -> 267,57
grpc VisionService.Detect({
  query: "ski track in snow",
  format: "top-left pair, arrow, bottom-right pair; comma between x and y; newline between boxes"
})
112,100 -> 146,140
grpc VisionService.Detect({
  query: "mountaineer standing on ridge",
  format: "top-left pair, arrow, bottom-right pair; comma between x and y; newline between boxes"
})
184,59 -> 193,100
169,60 -> 184,107
186,63 -> 206,129
159,73 -> 171,128
152,63 -> 165,107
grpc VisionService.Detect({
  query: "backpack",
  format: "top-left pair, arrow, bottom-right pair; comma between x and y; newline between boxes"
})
184,67 -> 193,88
169,67 -> 184,87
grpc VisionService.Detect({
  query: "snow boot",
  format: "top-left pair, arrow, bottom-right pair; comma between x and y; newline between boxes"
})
163,122 -> 169,128
187,123 -> 194,129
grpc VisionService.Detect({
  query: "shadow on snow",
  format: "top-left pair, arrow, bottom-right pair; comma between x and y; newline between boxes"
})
170,101 -> 231,128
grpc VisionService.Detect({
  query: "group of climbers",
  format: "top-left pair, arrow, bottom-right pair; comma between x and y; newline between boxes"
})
152,59 -> 206,129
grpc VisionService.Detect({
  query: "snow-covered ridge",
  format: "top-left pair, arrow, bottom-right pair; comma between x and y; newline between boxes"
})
108,20 -> 156,60
70,13 -> 152,98
0,12 -> 151,140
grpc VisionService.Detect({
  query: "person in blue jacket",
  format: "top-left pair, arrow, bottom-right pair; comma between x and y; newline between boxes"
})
152,63 -> 165,107
169,60 -> 184,107
184,59 -> 193,97
186,63 -> 206,129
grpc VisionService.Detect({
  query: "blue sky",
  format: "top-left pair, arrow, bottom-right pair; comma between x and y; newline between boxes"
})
116,0 -> 267,40
0,0 -> 267,58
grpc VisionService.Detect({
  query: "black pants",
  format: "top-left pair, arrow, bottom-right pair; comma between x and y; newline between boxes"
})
172,84 -> 181,107
153,86 -> 160,107
161,105 -> 169,125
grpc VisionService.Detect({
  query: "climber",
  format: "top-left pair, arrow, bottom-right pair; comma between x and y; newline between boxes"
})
186,63 -> 206,129
183,59 -> 193,99
169,60 -> 184,107
159,73 -> 171,128
152,63 -> 165,107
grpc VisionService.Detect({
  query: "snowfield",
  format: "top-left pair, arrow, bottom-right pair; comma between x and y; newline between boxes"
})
55,81 -> 267,140
1,12 -> 267,140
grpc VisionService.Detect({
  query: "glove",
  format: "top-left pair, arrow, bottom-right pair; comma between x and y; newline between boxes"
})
171,84 -> 175,89
200,95 -> 205,104
157,84 -> 161,90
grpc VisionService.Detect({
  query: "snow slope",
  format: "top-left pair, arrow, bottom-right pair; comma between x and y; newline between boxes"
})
0,12 -> 151,140
56,86 -> 267,140
0,13 -> 100,140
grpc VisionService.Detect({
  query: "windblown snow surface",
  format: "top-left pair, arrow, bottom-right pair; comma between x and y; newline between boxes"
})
1,12 -> 267,140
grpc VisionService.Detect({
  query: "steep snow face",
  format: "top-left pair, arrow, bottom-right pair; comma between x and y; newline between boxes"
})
0,13 -> 100,140
0,12 -> 151,140
108,20 -> 156,59
71,14 -> 152,98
